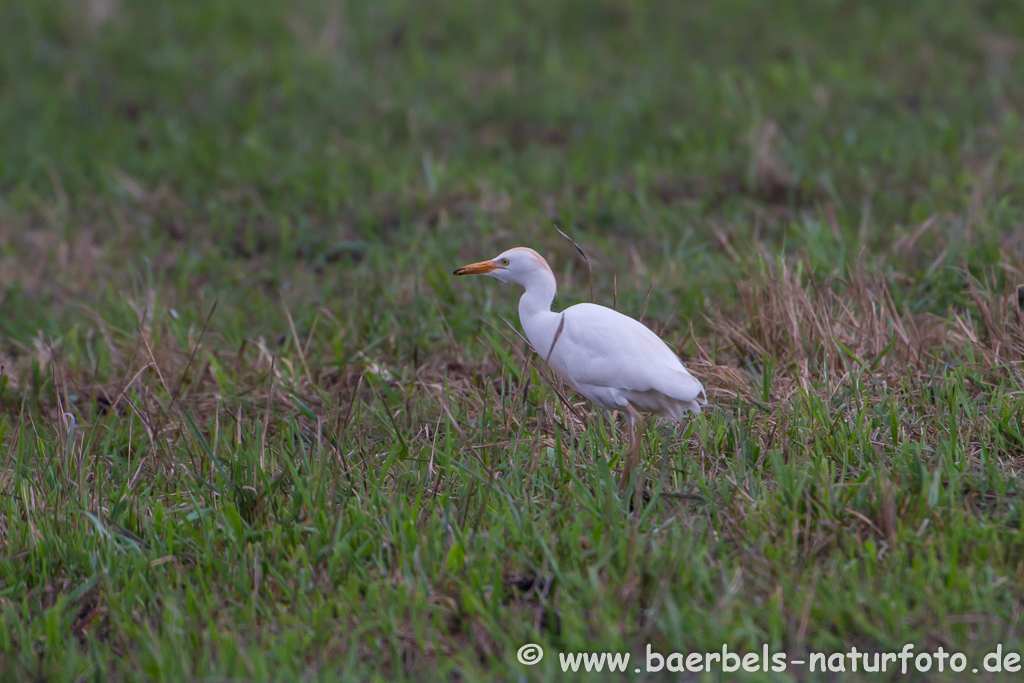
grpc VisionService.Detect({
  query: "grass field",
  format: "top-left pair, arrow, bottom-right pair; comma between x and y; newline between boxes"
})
2,0 -> 1024,680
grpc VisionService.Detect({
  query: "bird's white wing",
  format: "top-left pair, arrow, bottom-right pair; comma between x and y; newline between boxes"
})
547,303 -> 704,403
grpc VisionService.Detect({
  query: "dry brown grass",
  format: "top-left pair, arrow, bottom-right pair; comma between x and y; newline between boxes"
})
712,260 -> 1024,394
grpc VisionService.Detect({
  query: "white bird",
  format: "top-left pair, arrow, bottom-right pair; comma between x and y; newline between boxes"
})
454,246 -> 705,493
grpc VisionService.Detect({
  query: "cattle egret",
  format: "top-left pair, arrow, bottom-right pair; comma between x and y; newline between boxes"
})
454,246 -> 705,493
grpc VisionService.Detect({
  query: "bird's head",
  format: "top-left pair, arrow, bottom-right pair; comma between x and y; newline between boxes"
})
453,247 -> 553,288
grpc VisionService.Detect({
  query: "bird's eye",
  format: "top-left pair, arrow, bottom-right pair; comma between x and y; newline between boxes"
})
500,258 -> 510,266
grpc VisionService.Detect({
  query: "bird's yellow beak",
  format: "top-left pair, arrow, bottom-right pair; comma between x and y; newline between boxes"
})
453,260 -> 499,276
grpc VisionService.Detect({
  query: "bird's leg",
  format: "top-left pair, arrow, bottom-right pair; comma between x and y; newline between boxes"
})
617,416 -> 633,494
618,403 -> 644,501
628,405 -> 644,508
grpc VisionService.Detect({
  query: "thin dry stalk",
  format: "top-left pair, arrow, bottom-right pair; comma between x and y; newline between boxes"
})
555,224 -> 593,303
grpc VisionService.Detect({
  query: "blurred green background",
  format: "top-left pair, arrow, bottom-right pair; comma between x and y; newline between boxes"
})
3,0 -> 1023,346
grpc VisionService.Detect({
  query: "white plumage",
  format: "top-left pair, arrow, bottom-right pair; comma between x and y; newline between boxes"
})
454,246 -> 704,492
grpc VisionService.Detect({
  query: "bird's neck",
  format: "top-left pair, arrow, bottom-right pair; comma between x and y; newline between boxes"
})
517,270 -> 560,356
